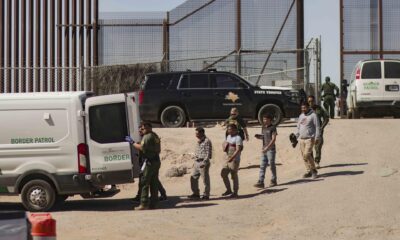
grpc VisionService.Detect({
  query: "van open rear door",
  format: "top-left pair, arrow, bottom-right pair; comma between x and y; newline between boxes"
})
85,94 -> 134,185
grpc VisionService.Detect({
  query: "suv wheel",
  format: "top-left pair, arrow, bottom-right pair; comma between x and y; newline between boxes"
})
21,179 -> 56,212
160,106 -> 186,128
258,104 -> 282,125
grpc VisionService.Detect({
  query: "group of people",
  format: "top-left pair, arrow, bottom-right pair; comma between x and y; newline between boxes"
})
128,94 -> 330,210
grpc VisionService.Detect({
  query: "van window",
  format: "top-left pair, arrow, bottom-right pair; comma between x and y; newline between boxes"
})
384,62 -> 400,79
361,62 -> 381,79
89,103 -> 128,144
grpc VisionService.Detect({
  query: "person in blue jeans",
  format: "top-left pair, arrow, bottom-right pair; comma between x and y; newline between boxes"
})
254,114 -> 278,188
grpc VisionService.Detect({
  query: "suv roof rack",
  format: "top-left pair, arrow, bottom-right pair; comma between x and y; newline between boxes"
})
207,68 -> 217,72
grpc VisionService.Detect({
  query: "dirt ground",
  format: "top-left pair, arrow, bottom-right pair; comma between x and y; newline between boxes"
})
1,119 -> 400,240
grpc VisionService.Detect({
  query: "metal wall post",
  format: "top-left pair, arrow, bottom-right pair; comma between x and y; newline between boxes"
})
72,0 -> 77,90
57,0 -> 62,91
0,0 -> 3,93
13,0 -> 19,92
50,0 -> 55,91
43,0 -> 49,91
64,0 -> 70,91
296,0 -> 304,86
21,0 -> 26,92
35,0 -> 41,92
6,0 -> 11,92
236,0 -> 242,75
28,0 -> 33,92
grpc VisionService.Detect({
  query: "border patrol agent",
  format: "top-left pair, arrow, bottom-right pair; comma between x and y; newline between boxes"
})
321,76 -> 339,119
129,122 -> 161,210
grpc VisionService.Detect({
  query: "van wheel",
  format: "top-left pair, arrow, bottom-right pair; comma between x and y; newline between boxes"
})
352,108 -> 361,119
160,106 -> 186,128
21,179 -> 56,212
258,104 -> 282,125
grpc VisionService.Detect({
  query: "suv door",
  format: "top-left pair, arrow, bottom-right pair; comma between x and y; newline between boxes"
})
359,61 -> 385,102
85,94 -> 134,185
177,73 -> 214,120
383,61 -> 400,101
211,73 -> 253,118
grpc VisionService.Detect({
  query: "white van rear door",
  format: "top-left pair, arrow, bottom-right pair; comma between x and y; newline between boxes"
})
359,61 -> 385,102
126,92 -> 141,178
85,94 -> 133,184
383,61 -> 400,101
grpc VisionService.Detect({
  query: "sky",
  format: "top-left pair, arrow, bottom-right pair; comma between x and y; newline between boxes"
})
100,0 -> 340,85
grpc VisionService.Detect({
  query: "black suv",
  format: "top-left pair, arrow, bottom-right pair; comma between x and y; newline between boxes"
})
139,70 -> 300,127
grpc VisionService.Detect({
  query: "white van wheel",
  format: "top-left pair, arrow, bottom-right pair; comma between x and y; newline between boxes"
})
21,179 -> 56,212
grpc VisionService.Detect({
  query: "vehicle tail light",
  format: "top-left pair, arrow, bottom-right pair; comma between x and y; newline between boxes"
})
139,90 -> 144,105
355,67 -> 361,80
77,143 -> 88,173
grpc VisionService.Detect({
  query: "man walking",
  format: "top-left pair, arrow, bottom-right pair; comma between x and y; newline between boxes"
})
221,124 -> 243,198
307,95 -> 329,169
188,127 -> 212,200
296,102 -> 321,179
321,76 -> 339,119
128,122 -> 161,210
254,114 -> 278,188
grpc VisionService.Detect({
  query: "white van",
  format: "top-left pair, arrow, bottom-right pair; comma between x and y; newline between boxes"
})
0,92 -> 141,211
347,59 -> 400,118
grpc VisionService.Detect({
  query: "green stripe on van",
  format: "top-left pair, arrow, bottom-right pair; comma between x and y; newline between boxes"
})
0,186 -> 9,193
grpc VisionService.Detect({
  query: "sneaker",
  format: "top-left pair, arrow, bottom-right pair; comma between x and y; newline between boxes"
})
229,193 -> 238,198
303,172 -> 312,178
269,181 -> 277,187
312,170 -> 318,179
201,195 -> 209,200
253,182 -> 265,188
315,162 -> 321,169
221,190 -> 233,196
135,204 -> 149,211
159,195 -> 168,201
187,194 -> 200,199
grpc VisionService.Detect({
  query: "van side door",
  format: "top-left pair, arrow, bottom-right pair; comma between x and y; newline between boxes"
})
85,94 -> 134,185
383,61 -> 400,101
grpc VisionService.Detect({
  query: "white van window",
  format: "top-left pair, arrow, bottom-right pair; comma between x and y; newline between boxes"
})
361,62 -> 381,79
384,62 -> 400,79
89,103 -> 128,144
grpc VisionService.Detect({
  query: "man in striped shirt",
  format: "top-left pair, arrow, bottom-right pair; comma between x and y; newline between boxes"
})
188,127 -> 213,200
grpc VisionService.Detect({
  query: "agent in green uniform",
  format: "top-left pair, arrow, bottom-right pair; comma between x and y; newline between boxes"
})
129,122 -> 161,210
320,76 -> 339,119
307,95 -> 329,168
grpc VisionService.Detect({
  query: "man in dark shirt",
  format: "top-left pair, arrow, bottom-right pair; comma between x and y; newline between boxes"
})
254,114 -> 278,188
224,107 -> 249,141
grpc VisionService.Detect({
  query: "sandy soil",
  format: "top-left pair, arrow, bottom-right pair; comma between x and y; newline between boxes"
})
1,119 -> 400,240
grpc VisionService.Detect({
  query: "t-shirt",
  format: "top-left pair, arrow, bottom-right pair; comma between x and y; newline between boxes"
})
141,132 -> 161,159
226,135 -> 243,162
262,125 -> 277,151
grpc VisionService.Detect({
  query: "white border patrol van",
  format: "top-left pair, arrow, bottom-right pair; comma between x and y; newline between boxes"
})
347,59 -> 400,118
0,92 -> 140,211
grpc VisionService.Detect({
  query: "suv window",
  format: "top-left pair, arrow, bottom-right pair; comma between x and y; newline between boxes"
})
384,62 -> 400,79
179,74 -> 210,89
361,62 -> 381,79
212,74 -> 241,89
89,103 -> 128,144
144,75 -> 173,90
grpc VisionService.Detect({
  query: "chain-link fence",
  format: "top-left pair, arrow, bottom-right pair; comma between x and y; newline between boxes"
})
0,41 -> 321,96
